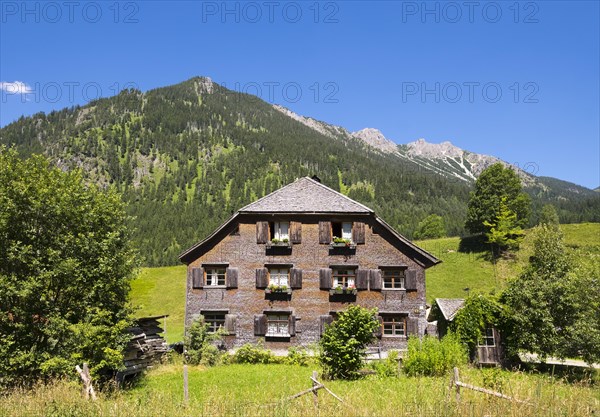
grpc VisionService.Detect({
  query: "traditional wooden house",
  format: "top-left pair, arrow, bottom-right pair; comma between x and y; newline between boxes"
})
179,177 -> 440,353
431,298 -> 504,365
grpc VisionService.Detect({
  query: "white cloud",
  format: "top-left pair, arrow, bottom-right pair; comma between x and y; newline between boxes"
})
0,81 -> 33,95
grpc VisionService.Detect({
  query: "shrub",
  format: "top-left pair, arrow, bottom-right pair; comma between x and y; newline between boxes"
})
231,343 -> 274,364
319,305 -> 379,380
371,350 -> 400,378
284,346 -> 311,367
403,333 -> 468,377
184,317 -> 225,366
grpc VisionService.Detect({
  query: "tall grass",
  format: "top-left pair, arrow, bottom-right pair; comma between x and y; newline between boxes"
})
1,364 -> 597,417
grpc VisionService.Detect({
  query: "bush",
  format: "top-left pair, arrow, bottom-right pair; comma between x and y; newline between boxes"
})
184,317 -> 225,366
370,350 -> 400,378
231,343 -> 274,364
403,333 -> 468,377
284,346 -> 312,367
319,305 -> 379,380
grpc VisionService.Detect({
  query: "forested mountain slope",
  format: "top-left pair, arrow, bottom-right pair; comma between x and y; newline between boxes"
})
2,77 -> 598,265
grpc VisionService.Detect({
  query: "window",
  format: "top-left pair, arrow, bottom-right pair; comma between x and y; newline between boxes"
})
270,221 -> 289,240
331,221 -> 353,241
266,314 -> 289,337
480,327 -> 496,347
205,267 -> 226,286
202,312 -> 226,333
382,315 -> 406,336
269,268 -> 289,287
332,267 -> 356,288
383,269 -> 405,289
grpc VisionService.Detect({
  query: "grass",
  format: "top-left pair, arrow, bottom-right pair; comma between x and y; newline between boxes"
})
130,265 -> 186,343
129,224 -> 600,342
1,363 -> 598,416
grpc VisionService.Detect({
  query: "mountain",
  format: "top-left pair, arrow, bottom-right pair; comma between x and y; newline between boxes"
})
1,77 -> 598,266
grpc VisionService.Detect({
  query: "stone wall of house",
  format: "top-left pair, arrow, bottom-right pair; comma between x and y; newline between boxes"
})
185,214 -> 428,352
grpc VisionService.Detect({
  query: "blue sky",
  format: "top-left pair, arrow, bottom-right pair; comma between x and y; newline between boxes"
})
1,1 -> 598,188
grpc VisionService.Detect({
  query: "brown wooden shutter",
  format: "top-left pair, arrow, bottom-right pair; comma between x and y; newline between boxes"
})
255,268 -> 268,289
289,315 -> 296,336
290,268 -> 302,289
225,267 -> 238,289
192,267 -> 204,289
289,221 -> 302,244
319,268 -> 332,289
352,222 -> 365,244
225,314 -> 236,335
375,316 -> 383,337
356,269 -> 369,290
318,221 -> 332,244
254,314 -> 267,336
405,269 -> 417,291
407,317 -> 419,336
369,269 -> 382,291
319,315 -> 334,335
256,221 -> 269,244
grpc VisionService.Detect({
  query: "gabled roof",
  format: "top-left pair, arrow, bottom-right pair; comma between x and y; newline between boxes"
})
238,177 -> 373,214
178,177 -> 441,267
435,298 -> 465,321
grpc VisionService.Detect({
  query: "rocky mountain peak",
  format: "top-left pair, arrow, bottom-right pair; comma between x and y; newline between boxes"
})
350,128 -> 398,153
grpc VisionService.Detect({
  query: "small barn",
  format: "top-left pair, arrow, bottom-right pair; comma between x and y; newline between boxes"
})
430,298 -> 504,366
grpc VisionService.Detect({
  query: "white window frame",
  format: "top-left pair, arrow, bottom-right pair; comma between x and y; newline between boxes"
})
332,268 -> 356,288
382,269 -> 406,289
269,268 -> 289,287
205,267 -> 226,287
266,314 -> 290,337
202,312 -> 226,333
272,221 -> 289,240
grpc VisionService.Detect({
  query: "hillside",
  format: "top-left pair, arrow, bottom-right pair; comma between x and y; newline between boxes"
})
2,77 -> 598,266
130,223 -> 600,343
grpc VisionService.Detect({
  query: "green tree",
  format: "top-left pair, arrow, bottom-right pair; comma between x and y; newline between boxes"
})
0,148 -> 138,387
450,294 -> 503,356
465,163 -> 531,235
184,316 -> 225,366
539,204 -> 560,227
319,305 -> 379,379
500,225 -> 600,364
483,197 -> 525,251
414,214 -> 447,240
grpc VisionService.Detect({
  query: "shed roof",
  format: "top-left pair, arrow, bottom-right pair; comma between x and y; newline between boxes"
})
435,298 -> 465,321
238,177 -> 373,214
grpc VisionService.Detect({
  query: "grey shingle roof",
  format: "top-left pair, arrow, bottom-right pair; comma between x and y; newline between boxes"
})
238,177 -> 373,214
435,298 -> 465,321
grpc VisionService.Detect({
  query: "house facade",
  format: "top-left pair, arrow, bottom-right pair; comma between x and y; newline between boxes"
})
179,177 -> 440,352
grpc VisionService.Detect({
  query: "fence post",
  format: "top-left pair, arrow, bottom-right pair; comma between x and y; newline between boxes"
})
183,365 -> 189,404
453,367 -> 461,403
312,370 -> 319,409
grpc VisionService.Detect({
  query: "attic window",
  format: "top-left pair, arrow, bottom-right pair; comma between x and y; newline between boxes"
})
270,221 -> 289,241
331,222 -> 352,241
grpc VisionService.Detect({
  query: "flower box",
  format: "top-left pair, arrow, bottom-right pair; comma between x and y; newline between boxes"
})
265,287 -> 292,295
266,240 -> 292,248
329,288 -> 358,296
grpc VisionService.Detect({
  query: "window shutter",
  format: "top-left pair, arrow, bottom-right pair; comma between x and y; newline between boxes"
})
320,315 -> 334,336
405,268 -> 417,291
225,267 -> 238,289
407,317 -> 419,336
375,316 -> 383,337
289,221 -> 302,244
318,221 -> 331,244
319,268 -> 332,289
256,221 -> 269,244
225,314 -> 236,335
192,267 -> 204,289
356,269 -> 369,290
352,222 -> 365,244
289,315 -> 296,336
254,314 -> 267,336
369,269 -> 382,291
255,268 -> 268,289
290,268 -> 302,289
